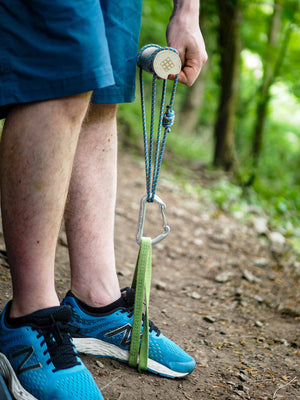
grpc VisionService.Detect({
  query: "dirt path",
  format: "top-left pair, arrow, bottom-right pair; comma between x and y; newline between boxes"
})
0,151 -> 299,400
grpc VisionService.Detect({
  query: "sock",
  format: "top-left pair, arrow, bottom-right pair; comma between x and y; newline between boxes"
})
5,302 -> 63,328
68,290 -> 127,316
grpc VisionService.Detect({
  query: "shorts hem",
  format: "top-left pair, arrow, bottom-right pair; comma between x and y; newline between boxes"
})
92,85 -> 136,104
0,68 -> 115,109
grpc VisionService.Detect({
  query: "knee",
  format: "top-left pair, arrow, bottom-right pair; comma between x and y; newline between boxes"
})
4,91 -> 93,134
59,92 -> 93,127
84,103 -> 118,125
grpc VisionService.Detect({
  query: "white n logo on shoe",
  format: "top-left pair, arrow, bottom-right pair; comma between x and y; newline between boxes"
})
105,324 -> 142,347
12,346 -> 42,375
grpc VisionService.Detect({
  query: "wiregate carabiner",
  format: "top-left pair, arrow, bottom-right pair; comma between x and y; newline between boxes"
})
136,194 -> 170,246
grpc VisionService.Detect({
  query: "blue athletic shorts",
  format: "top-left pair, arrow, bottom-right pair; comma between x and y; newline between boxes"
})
0,0 -> 142,119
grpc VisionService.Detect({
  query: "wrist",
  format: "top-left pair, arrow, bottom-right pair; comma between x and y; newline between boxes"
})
173,0 -> 200,15
171,0 -> 200,24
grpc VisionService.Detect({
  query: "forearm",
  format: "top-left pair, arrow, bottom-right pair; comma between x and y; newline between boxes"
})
171,0 -> 200,19
167,0 -> 207,86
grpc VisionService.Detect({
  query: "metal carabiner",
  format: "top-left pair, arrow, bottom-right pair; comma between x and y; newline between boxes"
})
136,194 -> 170,246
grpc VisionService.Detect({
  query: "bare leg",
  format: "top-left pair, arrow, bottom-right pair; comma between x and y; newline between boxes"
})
0,93 -> 92,317
65,103 -> 120,308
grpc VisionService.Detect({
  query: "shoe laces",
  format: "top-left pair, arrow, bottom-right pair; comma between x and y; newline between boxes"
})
121,287 -> 161,336
32,308 -> 80,372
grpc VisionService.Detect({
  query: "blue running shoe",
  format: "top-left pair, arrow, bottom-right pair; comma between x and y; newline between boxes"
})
61,288 -> 196,378
0,303 -> 104,400
0,373 -> 12,400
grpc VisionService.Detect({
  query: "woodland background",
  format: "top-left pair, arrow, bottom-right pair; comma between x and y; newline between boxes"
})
118,0 -> 300,256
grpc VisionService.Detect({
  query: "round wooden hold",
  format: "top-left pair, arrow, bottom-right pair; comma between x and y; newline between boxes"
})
152,49 -> 181,79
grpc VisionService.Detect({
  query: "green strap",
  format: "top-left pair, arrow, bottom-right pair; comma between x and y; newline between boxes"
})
128,237 -> 152,371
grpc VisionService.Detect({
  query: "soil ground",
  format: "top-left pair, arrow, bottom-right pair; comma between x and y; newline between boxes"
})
0,151 -> 299,400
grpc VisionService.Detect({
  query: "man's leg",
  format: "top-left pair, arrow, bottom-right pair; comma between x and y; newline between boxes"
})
65,103 -> 120,307
62,102 -> 196,378
0,92 -> 92,318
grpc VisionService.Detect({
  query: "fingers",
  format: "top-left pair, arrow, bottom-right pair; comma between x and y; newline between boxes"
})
168,46 -> 208,86
181,54 -> 208,86
166,22 -> 208,86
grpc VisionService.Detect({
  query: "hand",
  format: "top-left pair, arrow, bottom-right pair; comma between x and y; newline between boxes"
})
166,8 -> 208,86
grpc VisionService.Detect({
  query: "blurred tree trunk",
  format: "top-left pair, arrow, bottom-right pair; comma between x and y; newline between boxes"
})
213,0 -> 241,171
178,4 -> 209,134
249,0 -> 292,183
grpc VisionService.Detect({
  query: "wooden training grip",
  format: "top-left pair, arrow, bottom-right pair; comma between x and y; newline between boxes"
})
137,45 -> 181,79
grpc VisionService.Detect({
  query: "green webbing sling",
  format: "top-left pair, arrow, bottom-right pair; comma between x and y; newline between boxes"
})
128,237 -> 152,371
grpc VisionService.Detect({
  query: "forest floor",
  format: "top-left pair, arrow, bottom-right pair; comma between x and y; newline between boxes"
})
0,151 -> 299,400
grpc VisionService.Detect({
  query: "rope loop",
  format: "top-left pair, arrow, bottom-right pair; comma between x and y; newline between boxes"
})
138,45 -> 179,202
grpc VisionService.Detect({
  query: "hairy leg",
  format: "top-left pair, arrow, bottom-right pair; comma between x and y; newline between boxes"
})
0,93 -> 92,317
65,103 -> 120,307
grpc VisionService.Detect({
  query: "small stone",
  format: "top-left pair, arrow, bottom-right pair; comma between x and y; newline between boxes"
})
203,316 -> 215,323
190,291 -> 201,300
242,269 -> 261,283
242,385 -> 250,393
215,271 -> 234,283
269,231 -> 286,253
254,258 -> 269,267
269,231 -> 285,245
193,238 -> 204,247
255,320 -> 263,328
256,354 -> 264,361
96,360 -> 104,368
274,338 -> 289,346
253,217 -> 269,235
254,295 -> 264,303
238,372 -> 248,382
293,262 -> 300,277
155,281 -> 167,291
227,381 -> 237,387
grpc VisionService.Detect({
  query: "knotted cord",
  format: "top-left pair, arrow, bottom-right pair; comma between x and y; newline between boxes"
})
137,45 -> 179,202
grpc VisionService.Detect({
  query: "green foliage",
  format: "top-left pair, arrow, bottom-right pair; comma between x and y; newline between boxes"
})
139,1 -> 171,47
118,0 -> 300,252
166,127 -> 213,163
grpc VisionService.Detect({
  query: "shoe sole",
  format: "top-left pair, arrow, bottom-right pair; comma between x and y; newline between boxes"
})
73,337 -> 193,379
0,373 -> 13,400
0,353 -> 37,400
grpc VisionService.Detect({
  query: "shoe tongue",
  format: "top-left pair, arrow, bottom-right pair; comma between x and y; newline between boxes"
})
25,305 -> 80,371
8,305 -> 72,328
29,305 -> 72,325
